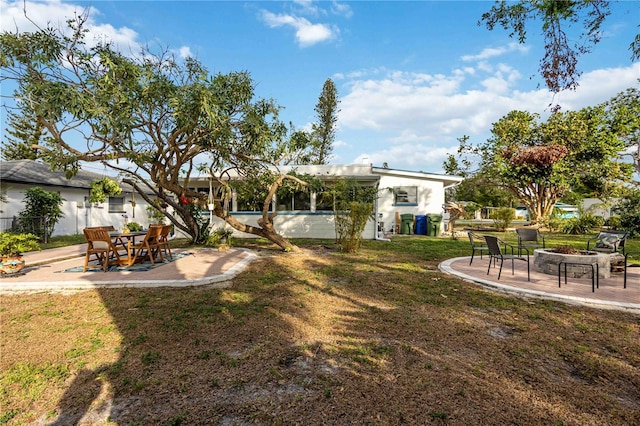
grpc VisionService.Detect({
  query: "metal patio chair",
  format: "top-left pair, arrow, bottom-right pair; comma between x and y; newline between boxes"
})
485,235 -> 530,281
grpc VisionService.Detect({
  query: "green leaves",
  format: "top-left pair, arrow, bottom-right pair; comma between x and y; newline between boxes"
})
89,178 -> 122,203
480,0 -> 615,93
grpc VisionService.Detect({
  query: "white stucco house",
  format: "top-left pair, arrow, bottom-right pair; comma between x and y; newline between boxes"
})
0,160 -> 153,236
188,164 -> 463,240
1,161 -> 462,239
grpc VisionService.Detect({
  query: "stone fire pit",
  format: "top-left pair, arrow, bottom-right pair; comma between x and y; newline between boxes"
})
533,249 -> 615,279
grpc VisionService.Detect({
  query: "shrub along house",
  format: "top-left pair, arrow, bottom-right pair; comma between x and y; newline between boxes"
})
0,160 -> 151,236
188,164 -> 463,240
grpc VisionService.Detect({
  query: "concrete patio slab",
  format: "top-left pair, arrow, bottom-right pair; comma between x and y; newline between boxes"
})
0,246 -> 256,293
440,256 -> 640,314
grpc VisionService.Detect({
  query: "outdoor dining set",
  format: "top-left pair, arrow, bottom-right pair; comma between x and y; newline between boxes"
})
82,224 -> 172,272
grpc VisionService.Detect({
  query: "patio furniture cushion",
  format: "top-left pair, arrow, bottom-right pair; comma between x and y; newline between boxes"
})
594,233 -> 622,250
588,231 -> 628,254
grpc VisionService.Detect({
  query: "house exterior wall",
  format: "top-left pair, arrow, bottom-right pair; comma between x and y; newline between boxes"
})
0,182 -> 152,236
375,174 -> 447,235
1,162 -> 458,240
205,211 -> 376,240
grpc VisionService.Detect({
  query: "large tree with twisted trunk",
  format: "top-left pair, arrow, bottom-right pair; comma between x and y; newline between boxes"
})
0,14 -> 314,250
477,108 -> 633,223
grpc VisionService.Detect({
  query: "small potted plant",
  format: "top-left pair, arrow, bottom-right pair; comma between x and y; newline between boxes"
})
209,227 -> 234,251
126,221 -> 143,232
0,232 -> 41,275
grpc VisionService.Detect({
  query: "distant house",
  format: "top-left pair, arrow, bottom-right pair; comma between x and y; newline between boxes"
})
1,161 -> 462,239
0,160 -> 151,236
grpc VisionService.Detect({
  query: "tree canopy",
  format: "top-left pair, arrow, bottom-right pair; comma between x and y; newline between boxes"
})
448,99 -> 635,223
0,14 -> 320,249
480,0 -> 640,94
606,84 -> 640,186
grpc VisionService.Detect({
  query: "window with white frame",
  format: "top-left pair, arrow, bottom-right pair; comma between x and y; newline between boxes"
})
393,186 -> 417,205
109,196 -> 125,213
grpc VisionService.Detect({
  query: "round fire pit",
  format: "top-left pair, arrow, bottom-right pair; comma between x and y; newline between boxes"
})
533,249 -> 612,279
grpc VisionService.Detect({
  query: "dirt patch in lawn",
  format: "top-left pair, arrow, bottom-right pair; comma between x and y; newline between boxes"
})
1,240 -> 639,425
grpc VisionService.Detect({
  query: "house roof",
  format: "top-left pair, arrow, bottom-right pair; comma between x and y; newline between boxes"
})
371,166 -> 464,188
0,160 -> 120,191
188,164 -> 463,186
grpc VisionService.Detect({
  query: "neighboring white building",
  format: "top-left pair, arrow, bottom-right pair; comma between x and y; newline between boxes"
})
1,161 -> 462,239
582,198 -> 622,219
0,160 -> 153,236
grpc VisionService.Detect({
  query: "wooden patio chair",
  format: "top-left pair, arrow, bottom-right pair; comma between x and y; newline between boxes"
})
83,228 -> 124,272
126,225 -> 164,266
485,235 -> 530,281
156,224 -> 173,260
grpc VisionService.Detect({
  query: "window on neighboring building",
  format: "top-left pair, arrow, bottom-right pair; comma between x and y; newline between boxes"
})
393,186 -> 417,205
109,196 -> 125,213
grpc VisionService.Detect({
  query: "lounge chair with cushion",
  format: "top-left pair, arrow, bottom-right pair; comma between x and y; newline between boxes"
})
587,231 -> 628,255
83,228 -> 124,272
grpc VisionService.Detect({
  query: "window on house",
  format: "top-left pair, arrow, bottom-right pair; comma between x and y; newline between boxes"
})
276,191 -> 311,211
235,191 -> 273,212
315,191 -> 333,211
109,196 -> 125,213
393,186 -> 417,205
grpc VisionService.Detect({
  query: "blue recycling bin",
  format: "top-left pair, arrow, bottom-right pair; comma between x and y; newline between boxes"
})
415,215 -> 427,235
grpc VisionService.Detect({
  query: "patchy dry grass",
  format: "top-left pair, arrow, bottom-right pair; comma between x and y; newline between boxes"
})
1,237 -> 639,425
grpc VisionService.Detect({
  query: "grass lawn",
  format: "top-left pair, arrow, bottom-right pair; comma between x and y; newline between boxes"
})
1,233 -> 638,424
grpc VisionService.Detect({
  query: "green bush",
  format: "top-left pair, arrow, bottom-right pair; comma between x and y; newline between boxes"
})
617,191 -> 640,237
605,215 -> 622,230
126,222 -> 143,231
490,207 -> 515,231
206,227 -> 234,247
562,214 -> 604,234
0,232 -> 41,256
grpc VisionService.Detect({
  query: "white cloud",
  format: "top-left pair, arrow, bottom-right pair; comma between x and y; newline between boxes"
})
339,63 -> 639,172
461,42 -> 530,62
331,1 -> 353,18
177,46 -> 192,59
0,0 -> 142,53
351,145 -> 455,171
260,10 -> 336,47
292,0 -> 322,17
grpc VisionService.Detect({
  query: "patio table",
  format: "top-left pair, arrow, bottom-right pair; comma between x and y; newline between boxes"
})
108,231 -> 147,265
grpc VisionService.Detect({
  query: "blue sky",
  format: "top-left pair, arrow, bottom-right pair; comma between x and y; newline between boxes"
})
1,0 -> 639,175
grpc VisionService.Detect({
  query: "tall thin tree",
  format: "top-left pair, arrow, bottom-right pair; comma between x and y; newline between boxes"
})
310,78 -> 340,164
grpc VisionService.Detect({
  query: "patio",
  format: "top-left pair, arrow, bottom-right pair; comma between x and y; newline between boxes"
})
440,255 -> 640,313
2,243 -> 638,313
0,245 -> 256,292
